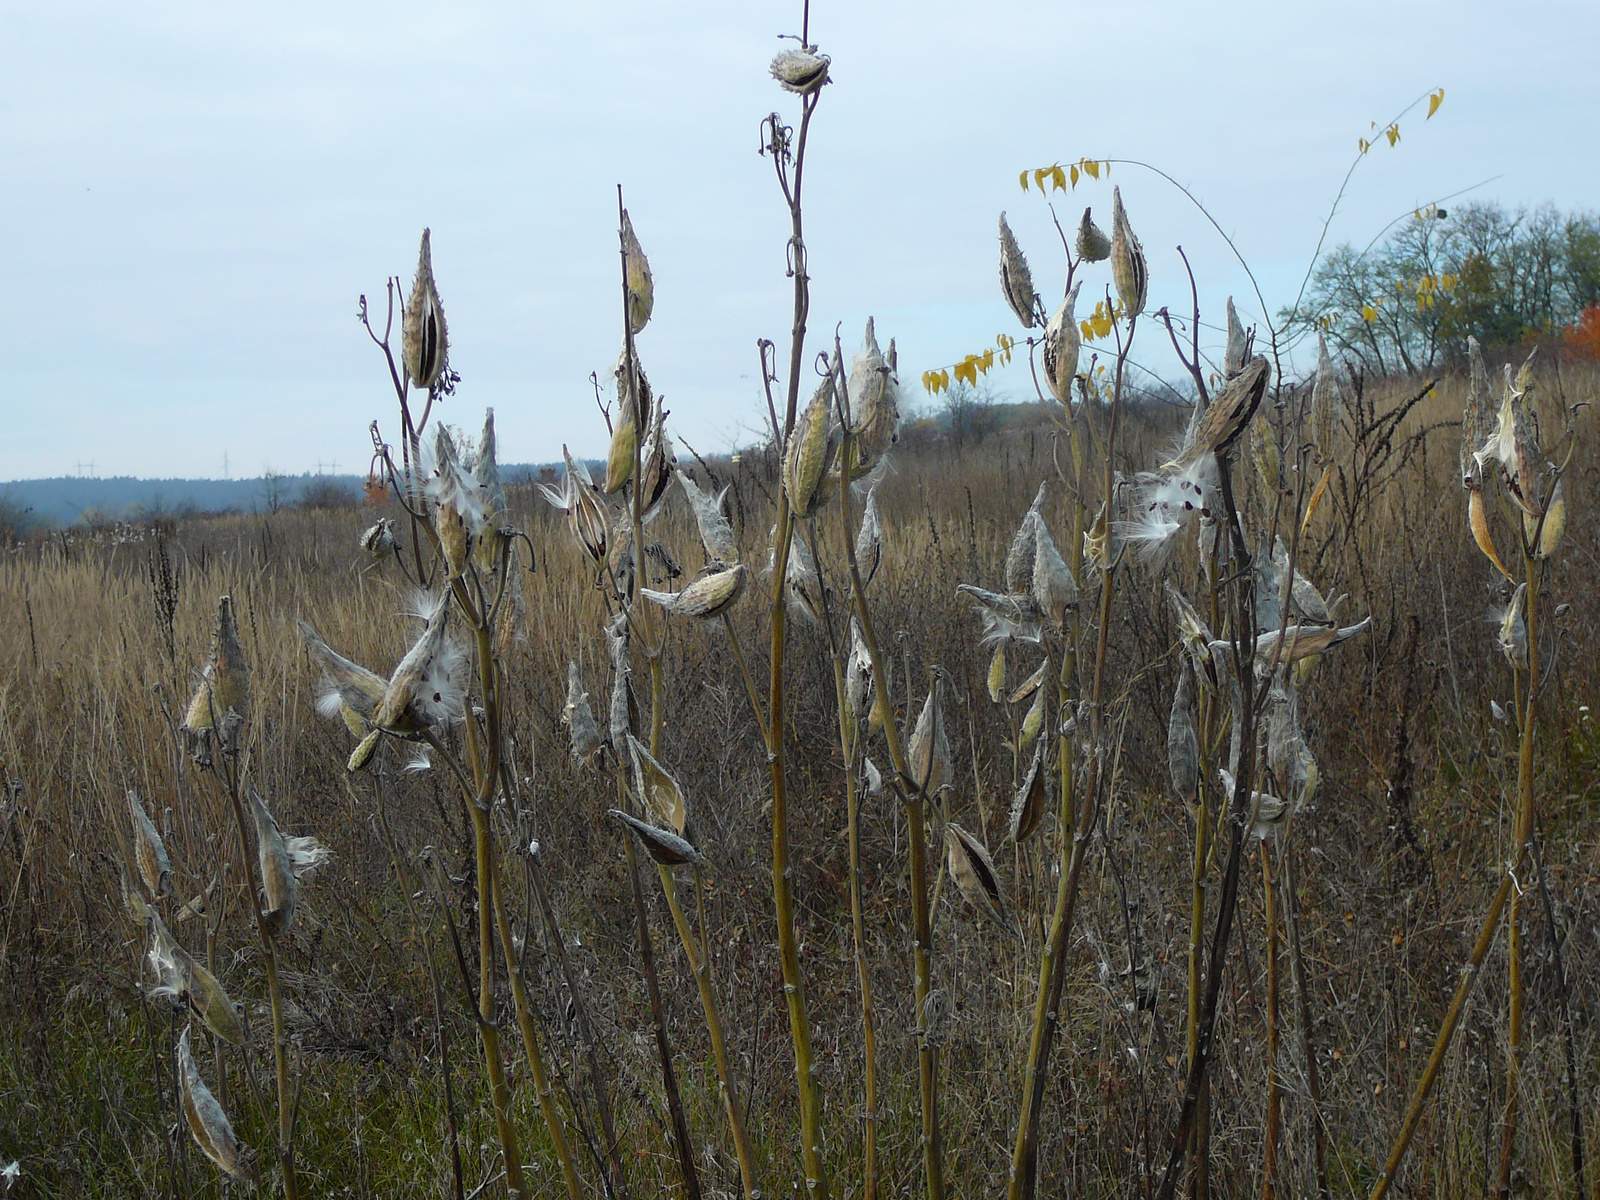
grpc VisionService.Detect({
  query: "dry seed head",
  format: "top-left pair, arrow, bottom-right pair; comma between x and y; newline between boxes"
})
636,396 -> 675,521
1497,583 -> 1529,670
1165,581 -> 1216,687
1167,662 -> 1199,804
1075,206 -> 1110,262
956,584 -> 1043,647
944,822 -> 1018,939
472,409 -> 511,573
627,735 -> 687,834
1004,483 -> 1047,593
998,212 -> 1040,329
372,592 -> 464,736
1223,615 -> 1371,672
1170,355 -> 1270,469
1109,186 -> 1148,319
620,209 -> 654,334
1031,517 -> 1078,629
986,643 -> 1006,703
770,47 -> 830,94
1219,769 -> 1290,841
605,613 -> 635,749
128,790 -> 172,899
605,358 -> 641,495
402,229 -> 449,391
609,808 -> 705,868
147,913 -> 247,1045
359,517 -> 396,555
424,426 -> 486,578
563,661 -> 604,764
1269,537 -> 1332,626
1043,282 -> 1082,403
1223,298 -> 1248,378
845,318 -> 902,477
905,671 -> 951,797
846,619 -> 875,718
784,369 -> 839,518
1475,351 -> 1545,517
855,485 -> 884,590
182,596 -> 249,734
299,621 -> 387,738
1008,657 -> 1048,706
178,1027 -> 249,1179
641,562 -> 747,620
248,786 -> 329,938
1009,736 -> 1048,843
676,470 -> 738,564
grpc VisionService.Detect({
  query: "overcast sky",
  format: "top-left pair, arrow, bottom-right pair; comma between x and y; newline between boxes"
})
4,0 -> 1598,481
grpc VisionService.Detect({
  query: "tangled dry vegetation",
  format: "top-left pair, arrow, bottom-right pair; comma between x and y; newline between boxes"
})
2,22 -> 1598,1200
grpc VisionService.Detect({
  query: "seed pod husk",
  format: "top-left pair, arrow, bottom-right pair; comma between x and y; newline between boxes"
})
1224,615 -> 1372,671
402,228 -> 449,391
248,786 -> 329,938
846,619 -> 875,718
1043,282 -> 1082,403
784,370 -> 838,518
1476,353 -> 1545,517
1167,663 -> 1199,804
998,212 -> 1039,329
1468,489 -> 1513,580
627,735 -> 687,835
1498,583 -> 1529,670
1223,297 -> 1248,378
1008,658 -> 1048,706
1219,770 -> 1290,840
855,485 -> 884,590
620,209 -> 654,334
359,517 -> 396,555
845,317 -> 901,477
770,47 -> 830,94
610,808 -> 704,868
299,621 -> 387,738
129,790 -> 172,899
1171,356 -> 1270,469
905,674 -> 951,797
641,563 -> 747,619
563,661 -> 603,764
177,1028 -> 249,1179
606,390 -> 639,497
677,469 -> 738,564
1109,186 -> 1148,319
371,592 -> 463,737
956,584 -> 1043,646
1075,207 -> 1110,262
945,822 -> 1018,938
1031,517 -> 1078,630
147,914 -> 247,1045
1009,736 -> 1049,843
605,613 -> 635,749
986,643 -> 1006,703
182,596 -> 249,735
1460,336 -> 1494,490
1529,478 -> 1566,558
1165,581 -> 1216,687
1018,677 -> 1046,753
1005,483 -> 1047,593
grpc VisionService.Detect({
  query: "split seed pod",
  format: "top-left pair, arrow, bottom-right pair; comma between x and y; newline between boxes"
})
128,790 -> 172,899
1009,736 -> 1049,843
945,823 -> 1018,938
846,619 -> 875,718
610,809 -> 705,868
905,673 -> 951,797
1043,282 -> 1083,403
299,621 -> 387,738
845,317 -> 901,477
998,212 -> 1039,329
351,593 -> 463,770
1228,616 -> 1372,671
178,1028 -> 249,1179
1528,479 -> 1566,559
1460,337 -> 1494,491
1008,658 -> 1049,706
956,584 -> 1043,646
770,47 -> 830,94
1018,675 -> 1047,753
855,485 -> 884,590
1497,583 -> 1529,670
1109,187 -> 1148,319
402,229 -> 449,392
147,913 -> 247,1045
1468,489 -> 1513,581
641,563 -> 747,619
563,661 -> 604,764
1170,356 -> 1270,469
1005,484 -> 1048,593
1075,207 -> 1110,262
620,209 -> 654,334
784,369 -> 838,518
986,643 -> 1007,703
248,786 -> 330,938
1167,662 -> 1199,804
627,735 -> 687,835
606,349 -> 646,495
1223,298 -> 1248,378
359,517 -> 396,555
1031,517 -> 1078,630
677,470 -> 738,564
183,595 -> 249,736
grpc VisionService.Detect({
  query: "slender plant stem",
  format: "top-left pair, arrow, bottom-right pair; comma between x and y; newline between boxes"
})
1283,838 -> 1331,1200
1260,840 -> 1281,1200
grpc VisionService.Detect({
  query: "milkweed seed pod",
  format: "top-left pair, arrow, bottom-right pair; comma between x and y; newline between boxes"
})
128,790 -> 172,899
359,516 -> 396,555
1252,536 -> 1284,635
846,619 -> 875,718
1009,736 -> 1049,843
861,756 -> 884,795
784,369 -> 839,518
147,913 -> 247,1045
1007,657 -> 1048,706
1169,355 -> 1270,469
956,584 -> 1043,646
1528,478 -> 1566,559
610,808 -> 705,868
987,643 -> 1007,703
620,209 -> 654,334
299,621 -> 387,739
425,426 -> 485,578
1031,516 -> 1078,630
1005,483 -> 1048,593
605,613 -> 635,749
905,672 -> 951,797
1223,297 -> 1248,379
855,485 -> 884,590
1224,615 -> 1371,673
998,212 -> 1040,329
1311,332 -> 1341,462
844,318 -> 901,477
1476,352 -> 1545,517
1043,282 -> 1083,403
248,786 -> 329,938
1167,662 -> 1199,804
1497,583 -> 1529,670
1269,537 -> 1332,625
676,470 -> 739,564
177,1028 -> 249,1179
1075,206 -> 1110,262
1263,677 -> 1302,787
182,596 -> 249,738
1109,186 -> 1148,319
608,509 -> 636,597
402,228 -> 449,392
563,661 -> 604,764
369,593 -> 464,740
1460,337 -> 1494,490
770,46 -> 830,94
641,562 -> 747,619
776,529 -> 824,622
945,823 -> 1018,939
1469,488 -> 1513,580
606,352 -> 644,495
1018,673 -> 1047,753
636,394 -> 675,520
627,735 -> 687,835
472,408 -> 510,572
1165,581 -> 1216,688
1219,769 -> 1290,841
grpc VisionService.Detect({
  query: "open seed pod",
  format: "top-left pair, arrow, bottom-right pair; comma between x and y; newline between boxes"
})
1031,517 -> 1078,630
1009,736 -> 1049,843
784,369 -> 839,518
986,643 -> 1006,703
1075,207 -> 1110,262
1167,662 -> 1199,804
370,592 -> 465,738
905,672 -> 951,797
1018,675 -> 1047,753
627,735 -> 687,834
1109,187 -> 1148,319
1043,282 -> 1082,402
945,822 -> 1018,938
1223,297 -> 1249,378
563,661 -> 604,764
1007,657 -> 1049,707
998,212 -> 1039,329
177,1027 -> 249,1179
770,47 -> 830,94
402,228 -> 449,391
147,913 -> 247,1045
641,562 -> 747,619
1172,356 -> 1270,469
956,584 -> 1044,646
677,469 -> 738,564
620,209 -> 654,334
610,808 -> 705,868
1311,331 -> 1341,462
248,786 -> 330,939
299,620 -> 387,739
1497,583 -> 1529,670
128,790 -> 172,899
359,517 -> 395,555
1005,483 -> 1048,593
182,596 -> 249,736
855,484 -> 884,589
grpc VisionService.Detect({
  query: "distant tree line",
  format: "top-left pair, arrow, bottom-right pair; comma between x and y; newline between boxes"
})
1289,201 -> 1600,374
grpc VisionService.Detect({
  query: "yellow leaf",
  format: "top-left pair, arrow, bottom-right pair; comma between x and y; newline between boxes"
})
1070,164 -> 1079,187
1386,124 -> 1400,147
1358,138 -> 1370,155
1019,170 -> 1029,192
1034,168 -> 1049,190
1427,89 -> 1443,119
1084,160 -> 1099,180
1079,319 -> 1092,340
1361,305 -> 1379,323
980,348 -> 995,371
1052,166 -> 1067,191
